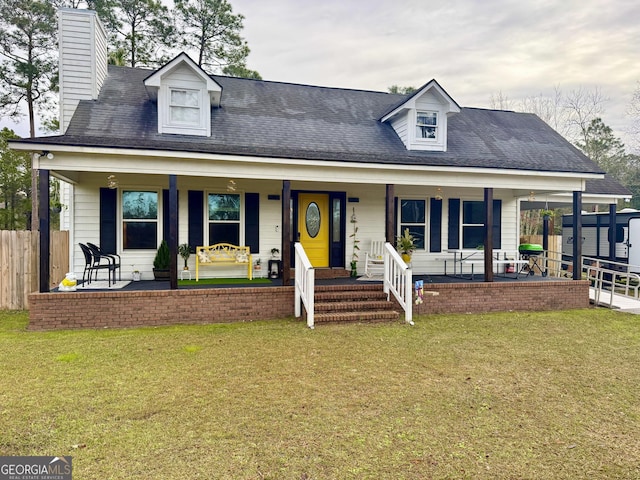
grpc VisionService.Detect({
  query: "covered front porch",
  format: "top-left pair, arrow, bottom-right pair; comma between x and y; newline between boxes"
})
29,265 -> 589,330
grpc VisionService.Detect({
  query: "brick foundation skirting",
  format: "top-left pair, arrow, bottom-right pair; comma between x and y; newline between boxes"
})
413,280 -> 590,315
28,280 -> 590,330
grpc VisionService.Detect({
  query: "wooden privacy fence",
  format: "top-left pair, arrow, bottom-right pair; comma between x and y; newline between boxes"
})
0,230 -> 69,310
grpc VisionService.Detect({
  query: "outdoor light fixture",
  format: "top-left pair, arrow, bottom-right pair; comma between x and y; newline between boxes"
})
107,175 -> 119,189
36,151 -> 54,160
434,187 -> 443,201
226,179 -> 237,192
528,191 -> 536,201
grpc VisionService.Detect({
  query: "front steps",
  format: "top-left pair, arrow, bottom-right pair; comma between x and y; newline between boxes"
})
311,284 -> 400,324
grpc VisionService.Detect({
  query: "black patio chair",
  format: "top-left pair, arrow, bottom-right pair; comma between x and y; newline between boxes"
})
79,243 -> 114,287
87,242 -> 121,281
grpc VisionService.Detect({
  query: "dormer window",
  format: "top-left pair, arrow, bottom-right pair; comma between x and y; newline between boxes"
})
379,79 -> 460,152
170,88 -> 201,125
416,111 -> 438,140
143,53 -> 222,137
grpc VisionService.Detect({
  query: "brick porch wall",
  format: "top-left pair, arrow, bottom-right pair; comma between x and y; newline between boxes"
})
413,280 -> 590,314
27,280 -> 590,331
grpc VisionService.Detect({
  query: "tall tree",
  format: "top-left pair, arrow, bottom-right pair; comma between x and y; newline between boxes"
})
175,0 -> 260,78
0,0 -> 57,138
93,0 -> 175,68
0,128 -> 31,230
576,117 -> 627,180
628,81 -> 640,154
388,85 -> 416,95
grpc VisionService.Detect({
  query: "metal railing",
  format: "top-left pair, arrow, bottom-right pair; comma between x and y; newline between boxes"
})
544,251 -> 640,308
383,243 -> 413,325
294,243 -> 315,329
582,256 -> 640,308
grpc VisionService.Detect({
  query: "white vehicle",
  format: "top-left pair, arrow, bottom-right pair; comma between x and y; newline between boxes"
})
562,209 -> 640,271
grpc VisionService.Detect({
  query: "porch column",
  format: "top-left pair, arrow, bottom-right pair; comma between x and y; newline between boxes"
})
38,169 -> 50,293
572,191 -> 582,280
169,174 -> 178,290
483,187 -> 494,282
608,203 -> 617,263
282,180 -> 291,285
542,213 -> 550,277
385,184 -> 394,244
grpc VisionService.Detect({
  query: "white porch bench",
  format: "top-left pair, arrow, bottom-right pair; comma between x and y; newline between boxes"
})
195,243 -> 253,281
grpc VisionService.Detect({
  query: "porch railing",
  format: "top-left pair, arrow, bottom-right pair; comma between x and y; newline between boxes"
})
294,242 -> 315,329
583,256 -> 640,307
383,242 -> 413,325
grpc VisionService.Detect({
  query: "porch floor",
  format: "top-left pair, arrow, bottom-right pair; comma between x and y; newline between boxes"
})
63,271 -> 571,292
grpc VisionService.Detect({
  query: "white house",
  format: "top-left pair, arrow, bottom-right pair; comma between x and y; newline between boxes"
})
10,8 -> 626,294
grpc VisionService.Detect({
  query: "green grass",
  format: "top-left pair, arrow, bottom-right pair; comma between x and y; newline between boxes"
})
178,277 -> 272,286
1,309 -> 640,479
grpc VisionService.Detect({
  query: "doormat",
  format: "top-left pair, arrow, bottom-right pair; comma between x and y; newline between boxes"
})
78,280 -> 131,290
179,278 -> 273,286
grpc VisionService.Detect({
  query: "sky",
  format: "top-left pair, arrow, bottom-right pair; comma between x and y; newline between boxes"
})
3,0 -> 640,151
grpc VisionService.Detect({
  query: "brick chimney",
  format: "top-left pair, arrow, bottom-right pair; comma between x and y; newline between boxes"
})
58,8 -> 107,134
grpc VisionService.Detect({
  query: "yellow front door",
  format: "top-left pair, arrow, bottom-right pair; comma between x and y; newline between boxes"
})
298,193 -> 329,267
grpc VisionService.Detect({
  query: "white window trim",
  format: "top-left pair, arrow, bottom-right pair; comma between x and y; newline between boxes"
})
159,84 -> 210,136
119,188 -> 162,251
398,197 -> 428,252
415,110 -> 438,142
206,191 -> 245,245
409,108 -> 446,151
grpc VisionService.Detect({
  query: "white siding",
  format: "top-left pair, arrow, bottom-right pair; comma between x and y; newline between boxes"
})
58,9 -> 107,133
68,174 -> 523,280
389,113 -> 409,148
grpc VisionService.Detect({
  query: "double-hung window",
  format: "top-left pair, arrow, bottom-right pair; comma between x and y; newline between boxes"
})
400,199 -> 426,249
122,191 -> 158,249
169,88 -> 200,126
460,200 -> 502,249
208,193 -> 241,245
416,111 -> 438,140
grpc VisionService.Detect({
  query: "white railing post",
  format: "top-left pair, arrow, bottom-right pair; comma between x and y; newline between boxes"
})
294,243 -> 315,329
382,242 -> 413,325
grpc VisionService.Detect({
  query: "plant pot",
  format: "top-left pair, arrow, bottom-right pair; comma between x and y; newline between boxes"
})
132,272 -> 141,281
401,253 -> 412,263
153,268 -> 170,281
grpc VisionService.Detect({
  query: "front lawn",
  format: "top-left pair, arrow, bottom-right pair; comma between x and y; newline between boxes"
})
1,309 -> 639,479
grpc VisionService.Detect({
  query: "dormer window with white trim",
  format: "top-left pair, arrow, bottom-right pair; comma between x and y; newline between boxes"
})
144,52 -> 222,137
380,79 -> 460,153
416,111 -> 438,140
170,88 -> 201,125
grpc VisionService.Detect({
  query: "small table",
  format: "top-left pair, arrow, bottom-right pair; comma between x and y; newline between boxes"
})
180,269 -> 192,280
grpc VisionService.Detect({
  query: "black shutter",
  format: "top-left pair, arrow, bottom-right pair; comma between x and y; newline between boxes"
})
188,190 -> 204,251
448,199 -> 460,249
99,188 -> 117,254
245,193 -> 260,253
492,199 -> 502,249
430,198 -> 442,252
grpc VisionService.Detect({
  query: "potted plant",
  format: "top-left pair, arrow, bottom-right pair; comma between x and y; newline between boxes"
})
254,258 -> 262,271
178,243 -> 191,270
396,228 -> 416,263
271,247 -> 280,259
153,240 -> 171,280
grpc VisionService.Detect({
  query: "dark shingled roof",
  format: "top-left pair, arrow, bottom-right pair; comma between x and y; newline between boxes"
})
585,175 -> 632,196
21,65 -> 603,175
